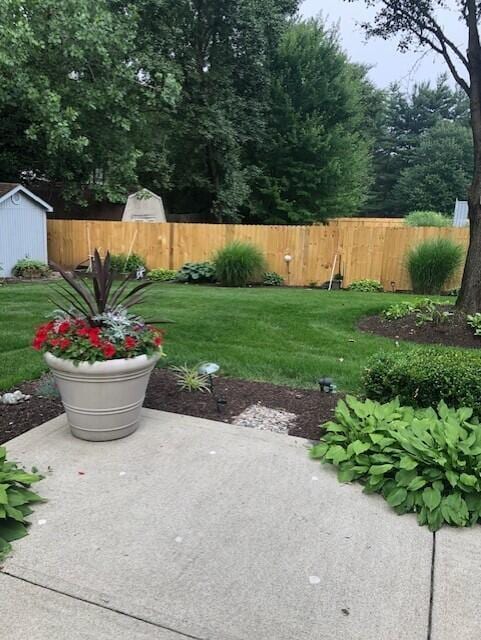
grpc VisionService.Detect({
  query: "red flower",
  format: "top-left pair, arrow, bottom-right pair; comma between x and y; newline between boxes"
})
154,335 -> 163,347
49,338 -> 61,347
58,321 -> 70,334
77,327 -> 90,337
102,342 -> 116,359
59,338 -> 71,350
88,328 -> 102,347
124,336 -> 137,350
33,334 -> 47,350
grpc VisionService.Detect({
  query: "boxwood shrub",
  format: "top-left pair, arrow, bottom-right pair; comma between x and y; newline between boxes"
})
363,348 -> 481,417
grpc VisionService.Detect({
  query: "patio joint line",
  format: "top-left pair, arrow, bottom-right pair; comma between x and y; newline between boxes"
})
1,570 -> 208,640
426,532 -> 436,640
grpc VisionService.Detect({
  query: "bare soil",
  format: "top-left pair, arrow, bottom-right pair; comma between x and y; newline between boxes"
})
0,369 -> 339,445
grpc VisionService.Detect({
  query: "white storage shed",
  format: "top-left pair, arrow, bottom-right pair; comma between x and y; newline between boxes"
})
0,183 -> 52,276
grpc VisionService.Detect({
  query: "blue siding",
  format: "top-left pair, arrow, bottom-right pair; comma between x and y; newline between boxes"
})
0,192 -> 48,276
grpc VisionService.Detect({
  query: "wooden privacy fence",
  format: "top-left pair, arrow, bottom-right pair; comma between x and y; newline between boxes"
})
46,219 -> 469,290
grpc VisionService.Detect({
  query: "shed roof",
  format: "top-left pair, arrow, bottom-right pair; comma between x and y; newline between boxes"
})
0,183 -> 53,212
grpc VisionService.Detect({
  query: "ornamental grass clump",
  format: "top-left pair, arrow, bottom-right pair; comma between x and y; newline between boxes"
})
214,241 -> 267,287
32,250 -> 165,363
310,396 -> 481,531
406,238 -> 463,294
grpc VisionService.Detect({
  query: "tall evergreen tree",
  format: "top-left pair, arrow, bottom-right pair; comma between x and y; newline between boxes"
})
368,76 -> 470,215
248,19 -> 376,224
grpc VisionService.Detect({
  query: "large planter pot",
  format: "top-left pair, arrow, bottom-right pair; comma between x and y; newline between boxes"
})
44,352 -> 161,442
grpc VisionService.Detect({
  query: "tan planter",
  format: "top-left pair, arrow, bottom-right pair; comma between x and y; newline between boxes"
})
44,352 -> 161,441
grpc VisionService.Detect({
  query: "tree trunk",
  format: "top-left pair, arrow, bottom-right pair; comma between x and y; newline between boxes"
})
455,0 -> 481,313
456,208 -> 481,312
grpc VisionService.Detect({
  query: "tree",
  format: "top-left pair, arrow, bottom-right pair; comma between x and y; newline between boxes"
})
0,0 -> 178,202
347,0 -> 481,312
248,19 -> 375,224
136,0 -> 299,221
394,120 -> 473,214
367,76 -> 469,215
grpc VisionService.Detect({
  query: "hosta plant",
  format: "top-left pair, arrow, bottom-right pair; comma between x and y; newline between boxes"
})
310,396 -> 481,531
348,279 -> 383,292
0,447 -> 43,559
176,261 -> 216,283
467,313 -> 481,337
32,250 -> 165,363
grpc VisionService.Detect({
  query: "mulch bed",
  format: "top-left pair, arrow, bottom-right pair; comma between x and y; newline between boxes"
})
359,309 -> 481,349
0,369 -> 339,445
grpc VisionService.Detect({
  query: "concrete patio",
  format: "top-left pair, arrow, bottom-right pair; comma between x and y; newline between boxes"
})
0,409 -> 477,639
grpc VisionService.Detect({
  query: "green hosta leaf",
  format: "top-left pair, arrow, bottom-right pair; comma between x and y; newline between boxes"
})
407,476 -> 427,491
4,471 -> 41,485
460,474 -> 478,488
386,487 -> 408,507
310,443 -> 329,460
348,441 -> 371,456
395,469 -> 418,487
0,520 -> 28,542
423,487 -> 442,512
5,505 -> 26,523
337,467 -> 356,483
441,494 -> 469,527
458,407 -> 474,422
0,485 -> 8,505
427,507 -> 444,532
325,445 -> 349,465
446,470 -> 459,488
400,457 -> 418,470
370,453 -> 394,464
0,537 -> 12,560
369,464 -> 394,475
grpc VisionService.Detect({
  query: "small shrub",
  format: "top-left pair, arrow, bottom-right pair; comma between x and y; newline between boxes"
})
404,210 -> 451,227
0,447 -> 44,559
263,271 -> 284,286
382,298 -> 453,324
348,279 -> 383,292
406,238 -> 463,294
310,396 -> 481,531
13,259 -> 50,278
363,348 -> 481,417
214,241 -> 267,287
171,364 -> 211,392
467,313 -> 481,337
148,268 -> 177,282
109,253 -> 146,274
176,261 -> 216,283
382,301 -> 415,320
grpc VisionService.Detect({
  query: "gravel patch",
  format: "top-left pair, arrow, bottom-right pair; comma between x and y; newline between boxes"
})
232,404 -> 297,434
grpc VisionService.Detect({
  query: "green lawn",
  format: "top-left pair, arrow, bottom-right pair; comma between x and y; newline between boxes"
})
0,282 -> 448,392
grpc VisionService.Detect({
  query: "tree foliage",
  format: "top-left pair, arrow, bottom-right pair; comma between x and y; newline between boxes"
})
395,120 -> 473,214
248,19 -> 376,223
368,76 -> 470,214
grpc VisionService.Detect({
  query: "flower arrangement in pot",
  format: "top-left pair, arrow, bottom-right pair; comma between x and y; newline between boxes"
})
33,250 -> 165,442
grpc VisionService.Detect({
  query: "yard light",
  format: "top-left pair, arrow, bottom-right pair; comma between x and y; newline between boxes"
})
390,281 -> 396,293
318,377 -> 337,394
198,362 -> 220,393
198,363 -> 226,414
284,253 -> 293,285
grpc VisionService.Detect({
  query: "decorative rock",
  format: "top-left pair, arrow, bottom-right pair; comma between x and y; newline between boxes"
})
232,404 -> 297,434
1,390 -> 31,405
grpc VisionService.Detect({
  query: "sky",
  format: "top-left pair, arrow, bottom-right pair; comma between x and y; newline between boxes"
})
300,0 -> 467,89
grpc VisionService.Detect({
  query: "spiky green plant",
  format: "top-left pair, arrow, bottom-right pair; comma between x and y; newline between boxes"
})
406,238 -> 463,294
214,242 -> 267,287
